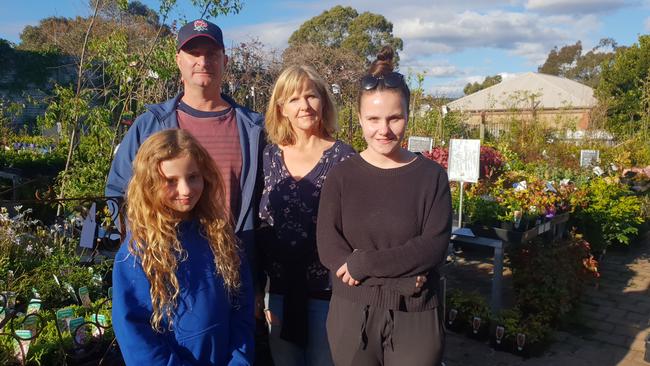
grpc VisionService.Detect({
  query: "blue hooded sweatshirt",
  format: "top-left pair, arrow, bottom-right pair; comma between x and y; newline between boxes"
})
112,220 -> 255,365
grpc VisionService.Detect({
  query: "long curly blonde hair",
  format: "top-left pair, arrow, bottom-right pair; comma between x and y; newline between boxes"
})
125,129 -> 240,332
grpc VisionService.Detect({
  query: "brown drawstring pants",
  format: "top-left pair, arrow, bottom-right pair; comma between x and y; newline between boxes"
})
326,296 -> 444,366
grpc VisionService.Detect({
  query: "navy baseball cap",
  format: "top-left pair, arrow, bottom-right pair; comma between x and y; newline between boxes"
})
176,19 -> 224,52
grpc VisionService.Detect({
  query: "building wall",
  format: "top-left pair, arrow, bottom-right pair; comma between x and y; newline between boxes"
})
461,108 -> 592,131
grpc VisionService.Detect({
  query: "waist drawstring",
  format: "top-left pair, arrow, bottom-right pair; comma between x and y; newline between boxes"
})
360,305 -> 370,350
383,309 -> 395,352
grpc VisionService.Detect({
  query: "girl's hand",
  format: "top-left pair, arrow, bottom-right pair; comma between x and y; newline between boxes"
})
336,263 -> 360,286
414,275 -> 427,293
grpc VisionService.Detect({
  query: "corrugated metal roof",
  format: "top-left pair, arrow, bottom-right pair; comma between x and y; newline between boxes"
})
447,72 -> 597,111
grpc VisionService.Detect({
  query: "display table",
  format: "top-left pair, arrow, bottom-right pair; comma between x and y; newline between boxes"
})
449,212 -> 570,312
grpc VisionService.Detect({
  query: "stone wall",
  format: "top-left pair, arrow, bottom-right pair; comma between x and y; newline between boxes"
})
1,52 -> 76,129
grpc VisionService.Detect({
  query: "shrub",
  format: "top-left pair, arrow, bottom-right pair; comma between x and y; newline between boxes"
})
572,177 -> 644,252
510,232 -> 598,324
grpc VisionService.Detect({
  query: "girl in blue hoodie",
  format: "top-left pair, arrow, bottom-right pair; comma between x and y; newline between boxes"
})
112,129 -> 254,365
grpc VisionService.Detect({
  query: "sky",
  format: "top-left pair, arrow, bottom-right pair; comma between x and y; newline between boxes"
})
1,0 -> 649,97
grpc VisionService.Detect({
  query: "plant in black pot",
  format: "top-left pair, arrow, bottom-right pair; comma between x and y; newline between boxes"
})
445,289 -> 468,334
490,308 -> 521,352
446,290 -> 492,340
508,315 -> 551,358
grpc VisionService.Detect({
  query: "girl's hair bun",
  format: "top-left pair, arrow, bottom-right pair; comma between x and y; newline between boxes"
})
369,45 -> 395,76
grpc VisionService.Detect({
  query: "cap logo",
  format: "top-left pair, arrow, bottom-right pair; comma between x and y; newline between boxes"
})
193,20 -> 208,32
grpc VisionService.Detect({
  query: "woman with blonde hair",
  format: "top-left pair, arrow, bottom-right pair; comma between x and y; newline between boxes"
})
257,65 -> 355,366
317,46 -> 451,365
112,129 -> 254,365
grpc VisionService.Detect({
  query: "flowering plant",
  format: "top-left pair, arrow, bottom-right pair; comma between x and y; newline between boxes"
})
0,206 -> 110,309
422,145 -> 504,180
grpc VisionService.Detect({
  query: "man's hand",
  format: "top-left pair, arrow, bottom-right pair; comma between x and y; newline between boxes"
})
336,262 -> 359,286
264,308 -> 279,327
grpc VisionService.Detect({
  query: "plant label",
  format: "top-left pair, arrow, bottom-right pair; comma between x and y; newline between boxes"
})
580,150 -> 599,167
79,287 -> 91,308
56,308 -> 74,333
2,291 -> 16,309
13,329 -> 32,362
472,316 -> 482,334
22,315 -> 39,333
448,139 -> 481,183
92,314 -> 107,337
69,317 -> 88,345
407,136 -> 433,153
63,282 -> 78,303
516,333 -> 526,351
27,299 -> 41,314
495,325 -> 505,344
447,308 -> 458,325
79,202 -> 97,249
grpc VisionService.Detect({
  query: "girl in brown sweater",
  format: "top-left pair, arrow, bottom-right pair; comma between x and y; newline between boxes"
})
317,47 -> 452,366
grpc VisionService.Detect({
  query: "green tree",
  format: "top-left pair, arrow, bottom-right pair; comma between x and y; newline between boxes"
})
596,35 -> 650,137
463,74 -> 502,95
30,0 -> 245,200
288,6 -> 356,48
18,14 -> 165,57
288,5 -> 403,63
538,41 -> 583,76
538,38 -> 617,87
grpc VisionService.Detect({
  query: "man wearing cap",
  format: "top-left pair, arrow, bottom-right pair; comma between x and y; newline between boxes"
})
107,18 -> 264,244
105,19 -> 261,361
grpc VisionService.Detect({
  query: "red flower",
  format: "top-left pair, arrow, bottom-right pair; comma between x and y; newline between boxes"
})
421,145 -> 504,179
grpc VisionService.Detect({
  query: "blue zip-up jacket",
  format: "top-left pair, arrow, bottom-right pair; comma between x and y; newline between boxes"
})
112,220 -> 254,365
105,93 -> 265,257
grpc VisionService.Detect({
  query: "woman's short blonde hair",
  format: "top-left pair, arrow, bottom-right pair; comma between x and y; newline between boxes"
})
265,65 -> 338,145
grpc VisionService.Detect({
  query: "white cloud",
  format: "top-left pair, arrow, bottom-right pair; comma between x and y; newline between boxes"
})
500,72 -> 521,80
401,41 -> 455,60
427,75 -> 481,97
405,61 -> 462,78
226,20 -> 302,50
428,84 -> 466,98
645,16 -> 650,31
428,65 -> 461,77
397,11 -> 566,47
525,0 -> 629,14
509,42 -> 550,65
428,72 -> 521,98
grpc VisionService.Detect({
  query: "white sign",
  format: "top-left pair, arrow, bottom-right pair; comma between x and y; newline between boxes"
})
79,203 -> 97,249
580,150 -> 599,167
407,136 -> 433,153
448,139 -> 481,183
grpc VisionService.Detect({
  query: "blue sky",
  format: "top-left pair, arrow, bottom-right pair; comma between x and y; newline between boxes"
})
1,0 -> 648,96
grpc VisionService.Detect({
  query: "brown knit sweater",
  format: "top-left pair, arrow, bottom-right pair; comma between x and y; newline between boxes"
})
316,154 -> 452,311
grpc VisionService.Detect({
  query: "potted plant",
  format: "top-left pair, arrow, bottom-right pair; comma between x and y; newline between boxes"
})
445,290 -> 492,340
490,308 -> 520,351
